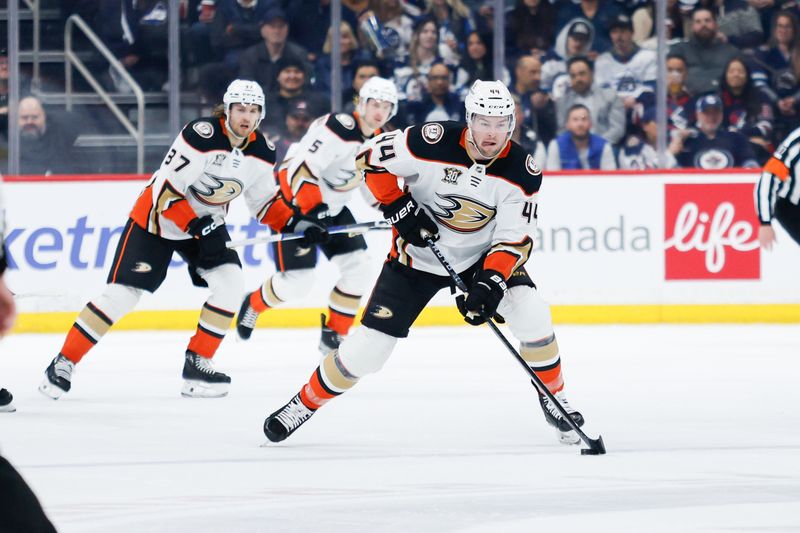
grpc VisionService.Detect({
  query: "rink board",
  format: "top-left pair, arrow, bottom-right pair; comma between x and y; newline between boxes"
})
3,170 -> 799,331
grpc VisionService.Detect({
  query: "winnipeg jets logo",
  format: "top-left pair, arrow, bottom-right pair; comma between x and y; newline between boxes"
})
190,173 -> 244,206
696,149 -> 733,170
442,167 -> 462,185
428,194 -> 496,233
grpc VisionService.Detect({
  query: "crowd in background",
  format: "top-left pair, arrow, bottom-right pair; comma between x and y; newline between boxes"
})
7,0 -> 800,173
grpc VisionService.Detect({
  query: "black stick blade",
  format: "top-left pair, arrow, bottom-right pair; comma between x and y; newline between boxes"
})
580,435 -> 606,455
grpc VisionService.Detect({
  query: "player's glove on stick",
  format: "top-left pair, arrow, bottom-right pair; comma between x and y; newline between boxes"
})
381,193 -> 438,247
456,269 -> 507,325
187,215 -> 231,267
306,203 -> 332,227
285,211 -> 330,246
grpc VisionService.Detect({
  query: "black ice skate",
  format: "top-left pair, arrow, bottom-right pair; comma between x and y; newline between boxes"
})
39,355 -> 75,400
236,296 -> 260,341
0,388 -> 15,412
538,389 -> 585,445
318,314 -> 343,355
264,394 -> 316,442
181,351 -> 231,398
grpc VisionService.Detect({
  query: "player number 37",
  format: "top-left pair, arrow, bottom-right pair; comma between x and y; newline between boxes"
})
164,148 -> 190,171
522,201 -> 537,223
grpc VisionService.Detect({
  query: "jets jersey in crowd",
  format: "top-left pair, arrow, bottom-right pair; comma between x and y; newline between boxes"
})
279,112 -> 382,215
359,121 -> 538,278
130,117 -> 292,240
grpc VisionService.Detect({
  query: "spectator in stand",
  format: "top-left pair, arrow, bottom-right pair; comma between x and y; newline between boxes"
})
394,17 -> 444,101
555,56 -> 625,145
506,0 -> 558,60
185,0 -> 218,70
752,10 -> 800,143
313,22 -> 374,98
238,8 -> 310,94
424,0 -> 475,66
511,55 -> 558,145
17,96 -> 79,175
541,19 -> 595,97
510,94 -> 547,166
546,104 -> 617,170
209,0 -> 268,70
342,59 -> 382,112
270,98 -> 315,166
286,0 -> 360,62
595,14 -> 657,110
719,57 -> 774,163
263,57 -> 330,133
632,53 -> 694,147
454,31 -> 510,95
670,93 -> 759,168
405,62 -> 464,123
362,0 -> 417,67
555,0 -> 624,53
93,0 -> 169,92
717,0 -> 763,50
670,7 -> 741,95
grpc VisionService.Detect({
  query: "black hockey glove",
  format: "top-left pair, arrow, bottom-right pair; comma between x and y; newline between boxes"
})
456,269 -> 507,326
187,215 -> 231,266
381,193 -> 439,247
284,212 -> 330,247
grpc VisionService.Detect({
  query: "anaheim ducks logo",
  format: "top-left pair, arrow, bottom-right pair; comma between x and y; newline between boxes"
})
370,305 -> 394,319
428,194 -> 496,233
190,173 -> 244,206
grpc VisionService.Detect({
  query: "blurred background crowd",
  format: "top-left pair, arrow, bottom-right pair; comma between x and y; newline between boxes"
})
3,0 -> 800,174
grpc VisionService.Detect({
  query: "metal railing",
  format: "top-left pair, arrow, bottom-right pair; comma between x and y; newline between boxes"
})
64,14 -> 145,173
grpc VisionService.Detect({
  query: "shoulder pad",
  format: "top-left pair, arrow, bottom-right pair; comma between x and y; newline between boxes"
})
490,142 -> 542,196
325,113 -> 362,142
406,121 -> 470,166
244,132 -> 277,165
181,117 -> 229,152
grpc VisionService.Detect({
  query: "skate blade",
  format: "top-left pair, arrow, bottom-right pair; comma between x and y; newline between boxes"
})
38,379 -> 66,400
0,403 -> 16,413
556,428 -> 581,445
181,379 -> 229,398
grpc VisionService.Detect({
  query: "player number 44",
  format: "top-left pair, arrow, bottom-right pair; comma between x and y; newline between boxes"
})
164,148 -> 190,171
522,201 -> 537,223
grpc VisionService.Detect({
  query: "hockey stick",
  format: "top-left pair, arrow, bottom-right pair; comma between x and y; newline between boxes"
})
421,230 -> 606,455
226,220 -> 391,248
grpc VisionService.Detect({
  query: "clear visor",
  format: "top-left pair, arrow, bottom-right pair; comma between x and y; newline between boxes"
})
469,114 -> 513,135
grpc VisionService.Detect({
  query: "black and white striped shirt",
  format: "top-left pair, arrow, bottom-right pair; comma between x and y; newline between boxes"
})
756,126 -> 800,224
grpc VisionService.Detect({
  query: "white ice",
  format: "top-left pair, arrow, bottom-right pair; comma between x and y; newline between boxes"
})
1,324 -> 799,532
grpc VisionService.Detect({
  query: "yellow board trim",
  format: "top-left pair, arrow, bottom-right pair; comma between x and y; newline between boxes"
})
12,304 -> 800,333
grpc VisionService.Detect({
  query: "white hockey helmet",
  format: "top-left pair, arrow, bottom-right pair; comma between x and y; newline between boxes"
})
223,79 -> 266,121
465,80 -> 516,136
357,76 -> 399,121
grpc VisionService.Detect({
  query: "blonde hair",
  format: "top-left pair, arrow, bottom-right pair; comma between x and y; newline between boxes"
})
426,0 -> 470,20
323,21 -> 359,55
212,104 -> 226,118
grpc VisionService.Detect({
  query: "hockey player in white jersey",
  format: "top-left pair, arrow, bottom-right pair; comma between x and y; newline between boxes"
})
262,80 -> 588,446
39,80 -> 328,400
236,77 -> 398,354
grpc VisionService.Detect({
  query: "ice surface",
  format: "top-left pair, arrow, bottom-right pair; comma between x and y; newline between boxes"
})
1,324 -> 799,532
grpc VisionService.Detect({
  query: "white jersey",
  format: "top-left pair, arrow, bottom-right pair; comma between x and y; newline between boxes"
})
358,121 -> 540,279
131,117 -> 290,240
594,48 -> 657,99
279,112 -> 381,216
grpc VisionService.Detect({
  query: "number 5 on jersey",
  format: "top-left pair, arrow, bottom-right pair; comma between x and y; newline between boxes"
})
164,148 -> 190,172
